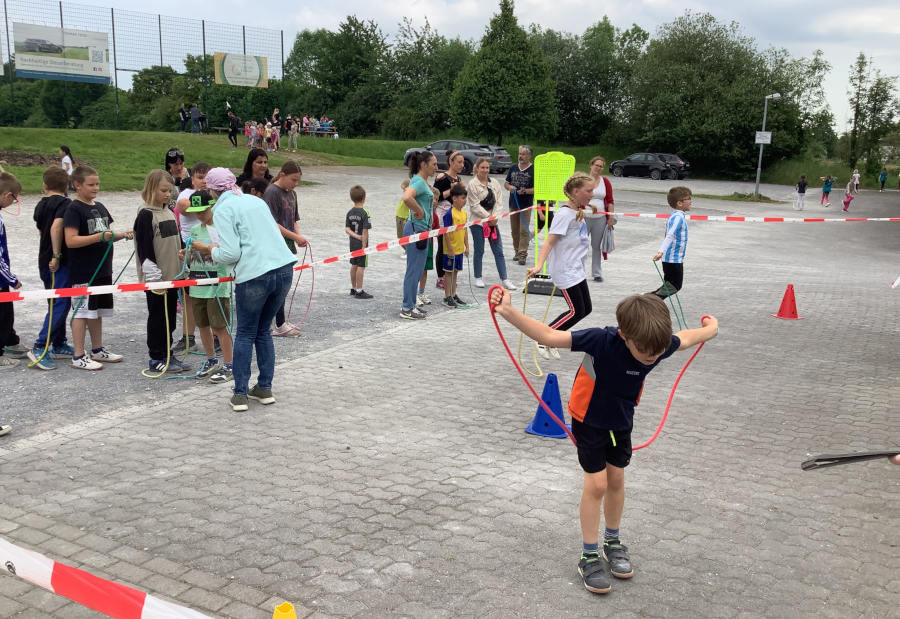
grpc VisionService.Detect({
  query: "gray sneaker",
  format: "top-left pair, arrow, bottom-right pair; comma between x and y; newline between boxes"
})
248,384 -> 275,405
603,539 -> 634,579
230,394 -> 249,412
578,552 -> 610,594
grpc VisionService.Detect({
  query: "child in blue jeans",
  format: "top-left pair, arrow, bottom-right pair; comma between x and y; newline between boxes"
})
27,167 -> 75,370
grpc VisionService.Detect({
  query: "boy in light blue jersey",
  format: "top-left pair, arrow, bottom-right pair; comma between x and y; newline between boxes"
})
651,186 -> 691,298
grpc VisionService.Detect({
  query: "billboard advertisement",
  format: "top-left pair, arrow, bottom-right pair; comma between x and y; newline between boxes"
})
214,52 -> 268,88
13,22 -> 110,84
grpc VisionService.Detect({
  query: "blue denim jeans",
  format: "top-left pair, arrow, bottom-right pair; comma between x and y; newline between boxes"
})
469,224 -> 508,280
34,265 -> 71,350
232,263 -> 293,395
402,220 -> 428,311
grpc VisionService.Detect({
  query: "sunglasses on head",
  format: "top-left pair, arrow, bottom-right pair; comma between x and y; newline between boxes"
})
166,148 -> 184,159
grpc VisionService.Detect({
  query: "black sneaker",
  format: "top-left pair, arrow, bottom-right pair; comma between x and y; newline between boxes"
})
442,296 -> 457,308
452,295 -> 468,307
578,552 -> 610,594
350,289 -> 357,296
603,539 -> 633,579
355,290 -> 373,299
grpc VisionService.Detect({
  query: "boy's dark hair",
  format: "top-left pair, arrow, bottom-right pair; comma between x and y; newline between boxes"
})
43,166 -> 69,193
349,185 -> 366,203
616,294 -> 672,354
667,186 -> 692,208
71,165 -> 98,186
800,175 -> 806,180
449,183 -> 467,198
192,161 -> 211,176
278,160 -> 302,177
0,172 -> 22,196
241,178 -> 269,196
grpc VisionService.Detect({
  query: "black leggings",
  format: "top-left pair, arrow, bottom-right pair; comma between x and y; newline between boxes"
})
228,130 -> 238,147
662,262 -> 684,292
548,279 -> 591,331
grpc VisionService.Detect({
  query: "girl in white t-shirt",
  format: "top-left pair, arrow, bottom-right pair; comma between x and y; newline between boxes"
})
526,173 -> 593,357
60,145 -> 74,190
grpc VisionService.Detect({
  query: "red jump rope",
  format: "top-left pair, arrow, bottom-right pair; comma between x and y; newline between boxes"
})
488,284 -> 710,450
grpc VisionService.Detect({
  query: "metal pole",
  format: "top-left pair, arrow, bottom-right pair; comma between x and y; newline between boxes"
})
158,14 -> 163,66
753,97 -> 769,199
3,0 -> 12,124
242,25 -> 246,55
280,29 -> 285,112
201,19 -> 206,134
60,2 -> 68,129
110,8 -> 119,128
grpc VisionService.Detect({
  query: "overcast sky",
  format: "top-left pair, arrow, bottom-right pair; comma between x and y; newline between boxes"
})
112,0 -> 899,131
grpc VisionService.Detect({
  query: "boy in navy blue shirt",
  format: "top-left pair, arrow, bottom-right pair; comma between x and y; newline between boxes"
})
490,288 -> 718,595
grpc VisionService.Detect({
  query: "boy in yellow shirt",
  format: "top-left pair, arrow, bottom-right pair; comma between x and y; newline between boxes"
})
442,184 -> 470,308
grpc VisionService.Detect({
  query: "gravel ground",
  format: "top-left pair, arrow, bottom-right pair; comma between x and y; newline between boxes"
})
0,167 -> 816,437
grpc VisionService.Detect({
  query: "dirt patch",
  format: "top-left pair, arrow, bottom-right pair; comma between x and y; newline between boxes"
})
0,150 -> 62,168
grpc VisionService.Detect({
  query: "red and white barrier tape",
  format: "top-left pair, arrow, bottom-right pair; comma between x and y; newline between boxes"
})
0,536 -> 210,618
2,206 -> 897,304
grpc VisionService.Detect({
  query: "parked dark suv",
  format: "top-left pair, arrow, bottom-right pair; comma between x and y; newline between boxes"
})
403,140 -> 511,175
609,153 -> 674,180
655,153 -> 691,179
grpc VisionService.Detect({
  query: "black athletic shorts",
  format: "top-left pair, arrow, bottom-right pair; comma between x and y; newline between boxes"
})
572,419 -> 632,473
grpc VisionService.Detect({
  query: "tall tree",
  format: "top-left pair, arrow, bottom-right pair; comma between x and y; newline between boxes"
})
451,0 -> 556,145
382,19 -> 472,139
847,53 -> 898,171
622,12 -> 806,176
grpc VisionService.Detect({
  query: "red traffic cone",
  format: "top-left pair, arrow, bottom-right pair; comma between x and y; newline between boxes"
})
772,284 -> 803,320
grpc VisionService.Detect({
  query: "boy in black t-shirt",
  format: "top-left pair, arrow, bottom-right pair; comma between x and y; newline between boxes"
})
490,289 -> 718,595
27,167 -> 74,370
64,166 -> 133,371
345,185 -> 373,299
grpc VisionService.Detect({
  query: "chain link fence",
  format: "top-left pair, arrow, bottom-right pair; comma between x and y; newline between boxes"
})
1,0 -> 285,124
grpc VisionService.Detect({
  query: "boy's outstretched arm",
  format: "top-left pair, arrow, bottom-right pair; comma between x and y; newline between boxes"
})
489,288 -> 572,349
675,316 -> 718,351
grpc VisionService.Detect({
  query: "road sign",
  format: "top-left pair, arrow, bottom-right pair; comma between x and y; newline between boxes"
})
756,131 -> 772,145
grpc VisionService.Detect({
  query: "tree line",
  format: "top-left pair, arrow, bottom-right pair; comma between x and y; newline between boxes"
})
0,0 -> 897,176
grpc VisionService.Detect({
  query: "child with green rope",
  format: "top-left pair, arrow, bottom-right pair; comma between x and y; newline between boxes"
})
64,166 -> 133,371
651,186 -> 691,300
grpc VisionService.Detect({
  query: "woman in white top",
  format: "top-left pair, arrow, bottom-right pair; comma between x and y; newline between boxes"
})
526,173 -> 593,356
585,156 -> 616,282
467,158 -> 516,290
59,145 -> 74,191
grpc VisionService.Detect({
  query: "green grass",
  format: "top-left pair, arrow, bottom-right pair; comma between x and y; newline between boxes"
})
1,127 -> 341,193
634,189 -> 783,203
761,157 -> 847,187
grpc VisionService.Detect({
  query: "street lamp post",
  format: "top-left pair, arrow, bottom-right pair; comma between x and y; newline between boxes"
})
753,93 -> 781,199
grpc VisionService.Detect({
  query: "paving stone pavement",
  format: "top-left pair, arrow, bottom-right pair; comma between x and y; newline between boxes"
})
1,171 -> 898,618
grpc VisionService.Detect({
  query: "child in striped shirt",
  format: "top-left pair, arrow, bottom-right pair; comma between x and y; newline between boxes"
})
651,186 -> 691,298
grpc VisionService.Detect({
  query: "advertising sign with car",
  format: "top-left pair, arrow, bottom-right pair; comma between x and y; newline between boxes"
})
13,22 -> 110,84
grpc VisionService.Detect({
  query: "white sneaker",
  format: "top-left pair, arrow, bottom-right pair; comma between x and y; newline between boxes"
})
417,293 -> 432,305
474,278 -> 486,288
502,279 -> 518,290
549,347 -> 561,359
536,344 -> 550,359
90,348 -> 123,363
0,356 -> 20,369
71,355 -> 103,371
